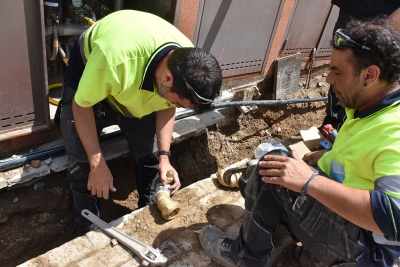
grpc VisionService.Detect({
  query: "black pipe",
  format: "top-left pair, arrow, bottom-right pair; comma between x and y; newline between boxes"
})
0,97 -> 327,172
176,97 -> 327,119
0,131 -> 123,172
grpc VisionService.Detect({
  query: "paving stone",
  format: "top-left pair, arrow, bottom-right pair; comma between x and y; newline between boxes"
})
172,116 -> 206,143
196,109 -> 225,126
49,154 -> 69,172
7,164 -> 50,187
0,178 -> 7,189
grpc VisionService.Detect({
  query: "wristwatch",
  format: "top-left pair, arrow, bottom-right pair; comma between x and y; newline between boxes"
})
157,151 -> 171,157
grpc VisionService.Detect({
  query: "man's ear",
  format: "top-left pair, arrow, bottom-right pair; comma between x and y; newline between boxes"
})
162,72 -> 174,87
364,65 -> 380,86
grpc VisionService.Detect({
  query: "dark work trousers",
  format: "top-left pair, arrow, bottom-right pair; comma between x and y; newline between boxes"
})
321,10 -> 353,132
229,150 -> 365,267
59,40 -> 159,236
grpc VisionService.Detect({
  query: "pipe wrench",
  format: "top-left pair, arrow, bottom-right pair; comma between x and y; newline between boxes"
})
81,209 -> 168,266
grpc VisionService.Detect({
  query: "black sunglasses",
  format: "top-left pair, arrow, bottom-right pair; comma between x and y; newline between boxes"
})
333,29 -> 372,52
176,66 -> 221,104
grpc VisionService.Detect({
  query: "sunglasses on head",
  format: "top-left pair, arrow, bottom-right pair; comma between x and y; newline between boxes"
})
176,66 -> 221,104
333,29 -> 372,52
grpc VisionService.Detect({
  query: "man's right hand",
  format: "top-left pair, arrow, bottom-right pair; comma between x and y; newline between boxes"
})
302,149 -> 328,167
87,159 -> 116,200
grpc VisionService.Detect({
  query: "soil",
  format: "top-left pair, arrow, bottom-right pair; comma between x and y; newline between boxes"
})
0,68 -> 330,267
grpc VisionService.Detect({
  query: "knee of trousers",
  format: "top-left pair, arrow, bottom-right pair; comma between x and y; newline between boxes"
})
244,149 -> 289,214
244,149 -> 290,198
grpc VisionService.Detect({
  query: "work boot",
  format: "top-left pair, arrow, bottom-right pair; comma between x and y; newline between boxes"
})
199,225 -> 239,267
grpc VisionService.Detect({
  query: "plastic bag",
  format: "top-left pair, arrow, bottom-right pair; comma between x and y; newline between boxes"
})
254,139 -> 288,159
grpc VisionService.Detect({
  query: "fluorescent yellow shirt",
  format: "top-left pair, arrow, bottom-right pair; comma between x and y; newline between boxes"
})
74,10 -> 194,118
318,100 -> 400,190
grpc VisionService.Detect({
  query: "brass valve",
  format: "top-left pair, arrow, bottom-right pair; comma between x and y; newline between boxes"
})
155,170 -> 180,220
166,170 -> 174,184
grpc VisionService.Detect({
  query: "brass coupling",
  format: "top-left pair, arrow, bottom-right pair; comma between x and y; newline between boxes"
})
155,185 -> 180,220
155,170 -> 180,220
216,168 -> 241,188
166,170 -> 174,184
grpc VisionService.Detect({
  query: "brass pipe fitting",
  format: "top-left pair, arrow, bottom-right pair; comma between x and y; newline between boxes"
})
166,170 -> 174,184
155,170 -> 180,220
216,168 -> 241,188
155,186 -> 180,220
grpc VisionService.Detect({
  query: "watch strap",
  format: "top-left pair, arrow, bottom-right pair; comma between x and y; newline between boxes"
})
157,151 -> 171,157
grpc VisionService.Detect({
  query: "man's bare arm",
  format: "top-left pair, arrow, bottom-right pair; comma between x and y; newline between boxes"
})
72,99 -> 116,199
155,108 -> 181,193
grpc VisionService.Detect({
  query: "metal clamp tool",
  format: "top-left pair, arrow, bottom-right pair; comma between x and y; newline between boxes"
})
81,209 -> 168,266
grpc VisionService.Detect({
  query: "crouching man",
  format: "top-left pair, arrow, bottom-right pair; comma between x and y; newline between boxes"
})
200,17 -> 400,267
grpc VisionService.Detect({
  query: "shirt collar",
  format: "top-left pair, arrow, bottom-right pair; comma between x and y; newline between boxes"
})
140,42 -> 181,92
354,89 -> 400,118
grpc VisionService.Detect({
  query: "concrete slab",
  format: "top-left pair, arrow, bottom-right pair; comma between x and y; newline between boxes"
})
172,116 -> 206,143
0,178 -> 7,188
18,176 -> 246,267
7,164 -> 51,187
48,154 -> 69,173
196,110 -> 225,127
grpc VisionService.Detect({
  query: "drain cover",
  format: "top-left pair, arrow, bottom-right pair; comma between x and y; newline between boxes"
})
274,52 -> 301,99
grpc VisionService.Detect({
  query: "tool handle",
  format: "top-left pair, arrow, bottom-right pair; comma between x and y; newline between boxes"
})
81,209 -> 167,266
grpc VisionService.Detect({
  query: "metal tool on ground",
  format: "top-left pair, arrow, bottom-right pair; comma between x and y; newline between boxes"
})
321,124 -> 338,144
155,170 -> 180,220
81,209 -> 168,266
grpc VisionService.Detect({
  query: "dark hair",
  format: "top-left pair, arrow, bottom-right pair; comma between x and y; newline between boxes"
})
167,47 -> 222,111
341,17 -> 400,84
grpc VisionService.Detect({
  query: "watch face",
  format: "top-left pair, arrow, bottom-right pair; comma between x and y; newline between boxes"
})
72,0 -> 82,7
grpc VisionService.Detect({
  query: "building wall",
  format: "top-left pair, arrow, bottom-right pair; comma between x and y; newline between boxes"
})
175,0 -> 331,78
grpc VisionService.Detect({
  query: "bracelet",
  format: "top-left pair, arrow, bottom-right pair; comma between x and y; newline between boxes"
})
302,172 -> 318,195
157,151 -> 171,157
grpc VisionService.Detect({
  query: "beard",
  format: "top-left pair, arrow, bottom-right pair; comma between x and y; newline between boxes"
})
332,77 -> 364,109
155,78 -> 171,98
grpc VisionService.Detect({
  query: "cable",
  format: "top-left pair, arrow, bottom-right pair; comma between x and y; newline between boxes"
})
48,83 -> 62,106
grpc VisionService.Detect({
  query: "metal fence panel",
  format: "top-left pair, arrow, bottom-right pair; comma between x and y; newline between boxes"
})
316,5 -> 339,59
0,0 -> 49,141
281,0 -> 334,61
195,0 -> 282,77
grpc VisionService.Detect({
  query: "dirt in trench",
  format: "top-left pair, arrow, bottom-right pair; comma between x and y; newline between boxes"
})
0,69 -> 330,267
